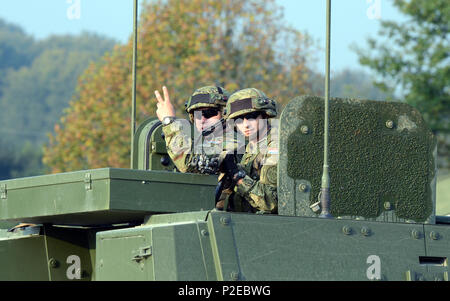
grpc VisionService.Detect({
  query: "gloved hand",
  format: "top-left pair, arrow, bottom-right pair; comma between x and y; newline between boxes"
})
220,154 -> 239,177
220,154 -> 246,185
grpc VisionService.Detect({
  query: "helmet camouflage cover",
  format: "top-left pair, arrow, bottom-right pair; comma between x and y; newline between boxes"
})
185,86 -> 229,113
225,88 -> 277,120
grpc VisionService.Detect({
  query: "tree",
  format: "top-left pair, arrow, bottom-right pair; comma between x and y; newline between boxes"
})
0,19 -> 36,71
355,0 -> 449,168
0,21 -> 116,179
0,32 -> 116,145
0,139 -> 44,180
0,19 -> 37,95
43,0 -> 316,172
308,69 -> 392,100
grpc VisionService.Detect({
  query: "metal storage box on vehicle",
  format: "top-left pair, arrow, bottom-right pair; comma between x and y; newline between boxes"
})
0,168 -> 217,226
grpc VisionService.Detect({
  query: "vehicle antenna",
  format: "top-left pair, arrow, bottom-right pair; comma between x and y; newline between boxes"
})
319,0 -> 333,218
130,0 -> 138,168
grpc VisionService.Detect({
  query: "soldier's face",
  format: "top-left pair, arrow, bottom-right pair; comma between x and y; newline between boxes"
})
235,112 -> 267,138
193,108 -> 222,132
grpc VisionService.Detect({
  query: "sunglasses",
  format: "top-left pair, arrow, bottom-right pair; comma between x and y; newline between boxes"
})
234,112 -> 261,123
194,108 -> 220,120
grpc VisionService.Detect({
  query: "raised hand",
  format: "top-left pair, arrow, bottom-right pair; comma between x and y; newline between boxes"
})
154,86 -> 176,121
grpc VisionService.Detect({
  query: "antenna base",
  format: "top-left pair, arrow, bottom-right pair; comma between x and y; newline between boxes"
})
319,187 -> 333,219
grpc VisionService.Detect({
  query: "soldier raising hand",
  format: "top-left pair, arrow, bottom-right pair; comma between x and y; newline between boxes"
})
154,86 -> 176,123
154,85 -> 231,175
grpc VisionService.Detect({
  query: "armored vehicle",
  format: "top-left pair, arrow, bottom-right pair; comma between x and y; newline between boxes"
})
0,96 -> 445,281
0,1 -> 447,281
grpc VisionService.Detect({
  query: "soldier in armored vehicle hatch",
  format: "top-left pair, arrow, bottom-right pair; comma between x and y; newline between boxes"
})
154,85 -> 231,175
218,88 -> 278,214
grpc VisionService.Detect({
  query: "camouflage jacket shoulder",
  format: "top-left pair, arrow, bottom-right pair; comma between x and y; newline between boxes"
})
162,118 -> 235,175
234,127 -> 279,213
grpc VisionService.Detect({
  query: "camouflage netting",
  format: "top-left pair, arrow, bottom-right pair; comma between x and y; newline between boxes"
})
284,96 -> 436,222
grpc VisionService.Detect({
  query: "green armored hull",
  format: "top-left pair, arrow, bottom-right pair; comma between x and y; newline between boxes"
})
1,96 -> 447,281
0,168 -> 216,225
2,210 -> 449,281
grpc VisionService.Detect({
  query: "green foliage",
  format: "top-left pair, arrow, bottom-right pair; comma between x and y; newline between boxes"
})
0,32 -> 117,144
0,19 -> 37,71
44,0 -> 317,172
0,19 -> 116,179
355,0 -> 449,168
0,19 -> 36,99
309,69 -> 392,100
0,140 -> 45,180
330,69 -> 392,100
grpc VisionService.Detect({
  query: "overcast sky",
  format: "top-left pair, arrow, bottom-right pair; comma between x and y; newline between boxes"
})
0,0 -> 404,74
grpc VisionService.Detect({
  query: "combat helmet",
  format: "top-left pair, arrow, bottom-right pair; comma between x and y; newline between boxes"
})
185,86 -> 229,114
225,88 -> 277,120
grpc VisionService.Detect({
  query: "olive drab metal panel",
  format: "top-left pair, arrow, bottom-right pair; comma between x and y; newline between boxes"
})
96,227 -> 152,280
133,117 -> 177,171
422,224 -> 450,281
0,235 -> 49,280
0,168 -> 217,225
96,211 -> 216,281
0,224 -> 104,281
210,212 -> 429,281
278,96 -> 437,224
94,211 -> 443,281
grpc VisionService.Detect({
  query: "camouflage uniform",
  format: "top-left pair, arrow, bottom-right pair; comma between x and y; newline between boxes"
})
233,127 -> 278,213
220,88 -> 279,213
162,86 -> 229,174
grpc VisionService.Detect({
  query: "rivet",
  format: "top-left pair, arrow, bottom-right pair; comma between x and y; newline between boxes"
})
48,258 -> 59,269
230,271 -> 239,281
361,227 -> 371,236
299,183 -> 308,192
386,120 -> 394,129
201,229 -> 209,236
384,202 -> 392,210
411,229 -> 421,239
430,231 -> 440,240
342,226 -> 352,235
300,125 -> 309,134
220,217 -> 230,226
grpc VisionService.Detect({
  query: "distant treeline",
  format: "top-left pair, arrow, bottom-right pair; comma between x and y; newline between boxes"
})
0,18 -> 390,180
0,19 -> 116,179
